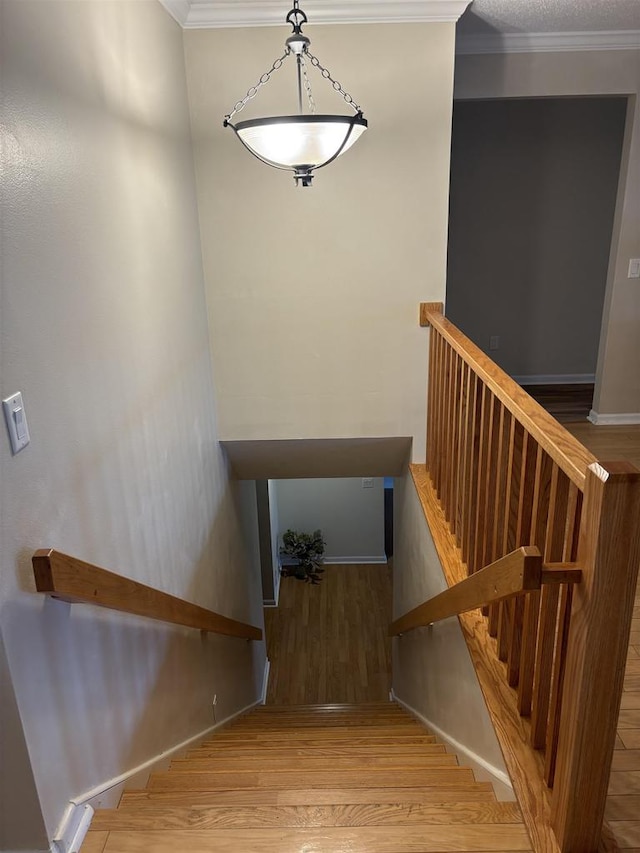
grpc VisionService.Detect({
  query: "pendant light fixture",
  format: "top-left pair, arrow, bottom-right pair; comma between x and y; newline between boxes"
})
223,1 -> 368,187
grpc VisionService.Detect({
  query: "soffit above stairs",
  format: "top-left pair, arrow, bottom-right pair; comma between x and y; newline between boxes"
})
221,437 -> 412,479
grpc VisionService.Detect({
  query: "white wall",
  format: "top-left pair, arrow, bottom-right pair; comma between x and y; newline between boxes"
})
0,1 -> 265,846
276,478 -> 385,562
392,472 -> 510,789
454,49 -> 640,418
184,23 -> 456,460
446,96 -> 626,381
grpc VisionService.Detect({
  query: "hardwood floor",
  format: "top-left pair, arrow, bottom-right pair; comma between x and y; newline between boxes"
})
565,422 -> 640,470
84,704 -> 533,852
525,383 -> 594,423
264,564 -> 392,705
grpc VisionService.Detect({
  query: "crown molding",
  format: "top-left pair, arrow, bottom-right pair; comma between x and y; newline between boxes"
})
159,0 -> 471,28
456,29 -> 640,54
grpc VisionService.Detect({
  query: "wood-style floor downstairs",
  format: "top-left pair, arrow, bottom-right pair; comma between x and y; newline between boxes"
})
83,703 -> 533,853
264,564 -> 392,705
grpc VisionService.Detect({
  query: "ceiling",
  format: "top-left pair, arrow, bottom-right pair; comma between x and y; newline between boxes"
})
160,0 -> 640,52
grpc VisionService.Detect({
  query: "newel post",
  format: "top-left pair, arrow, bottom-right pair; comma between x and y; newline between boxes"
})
551,461 -> 640,851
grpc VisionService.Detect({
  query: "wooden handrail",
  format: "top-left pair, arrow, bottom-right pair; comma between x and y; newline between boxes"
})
420,304 -> 596,490
32,549 -> 262,641
390,546 -> 542,635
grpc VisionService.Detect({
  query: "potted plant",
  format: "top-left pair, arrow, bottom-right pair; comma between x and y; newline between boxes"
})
280,528 -> 326,583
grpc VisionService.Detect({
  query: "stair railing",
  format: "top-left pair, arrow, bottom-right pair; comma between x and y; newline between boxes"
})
32,549 -> 262,640
392,303 -> 640,852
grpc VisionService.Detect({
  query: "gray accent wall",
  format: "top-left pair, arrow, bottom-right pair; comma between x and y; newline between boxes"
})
446,96 -> 627,381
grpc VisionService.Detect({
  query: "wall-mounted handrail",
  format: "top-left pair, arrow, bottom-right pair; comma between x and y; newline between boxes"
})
390,546 -> 543,635
32,549 -> 262,641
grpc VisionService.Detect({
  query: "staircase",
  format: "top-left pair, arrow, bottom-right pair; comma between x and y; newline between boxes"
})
84,703 -> 532,852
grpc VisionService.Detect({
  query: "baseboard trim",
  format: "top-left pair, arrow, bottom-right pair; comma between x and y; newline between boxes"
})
512,373 -> 595,385
58,697 -> 261,840
261,659 -> 271,704
588,409 -> 640,426
52,804 -> 94,853
391,689 -> 514,797
323,556 -> 388,565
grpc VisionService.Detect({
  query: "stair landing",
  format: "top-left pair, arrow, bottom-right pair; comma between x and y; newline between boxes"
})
83,703 -> 531,852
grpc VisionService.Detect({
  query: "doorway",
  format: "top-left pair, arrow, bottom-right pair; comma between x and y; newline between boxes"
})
445,96 -> 628,420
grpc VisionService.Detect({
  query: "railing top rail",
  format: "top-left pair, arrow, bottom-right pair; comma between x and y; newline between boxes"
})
32,549 -> 263,641
422,305 -> 597,491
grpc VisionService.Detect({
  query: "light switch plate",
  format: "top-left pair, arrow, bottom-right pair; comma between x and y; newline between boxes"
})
3,392 -> 30,454
629,258 -> 640,279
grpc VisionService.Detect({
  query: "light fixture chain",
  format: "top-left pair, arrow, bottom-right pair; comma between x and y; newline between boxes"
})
306,50 -> 362,114
300,56 -> 316,114
225,51 -> 289,122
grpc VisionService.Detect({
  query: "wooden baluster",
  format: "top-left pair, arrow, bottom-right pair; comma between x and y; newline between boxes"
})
441,347 -> 456,521
518,452 -> 554,715
545,582 -> 573,788
483,395 -> 502,570
472,387 -> 493,577
426,325 -> 437,471
489,408 -> 513,637
432,332 -> 445,495
455,361 -> 470,547
530,467 -> 570,745
465,381 -> 485,574
497,416 -> 520,658
551,462 -> 640,852
507,433 -> 539,686
447,353 -> 463,533
461,374 -> 480,568
497,599 -> 513,663
564,485 -> 582,563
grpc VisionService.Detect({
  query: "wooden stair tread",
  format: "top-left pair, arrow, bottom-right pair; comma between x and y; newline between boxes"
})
118,785 -> 498,809
147,767 -> 478,791
200,735 -> 439,748
86,704 -> 527,853
92,801 -> 523,830
94,825 -> 532,852
209,725 -> 426,739
187,744 -> 448,759
170,754 -> 460,771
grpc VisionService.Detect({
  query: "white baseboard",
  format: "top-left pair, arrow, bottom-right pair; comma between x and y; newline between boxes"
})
323,556 -> 388,565
391,690 -> 514,801
261,659 -> 271,704
588,409 -> 640,426
58,697 -> 261,837
52,804 -> 94,853
512,373 -> 595,385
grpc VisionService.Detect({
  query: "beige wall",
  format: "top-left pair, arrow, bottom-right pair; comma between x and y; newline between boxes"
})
0,0 -> 265,846
276,477 -> 385,561
184,23 -> 456,460
392,472 -> 510,790
454,49 -> 640,417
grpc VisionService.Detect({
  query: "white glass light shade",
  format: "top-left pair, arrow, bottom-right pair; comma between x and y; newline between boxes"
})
233,115 -> 367,171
